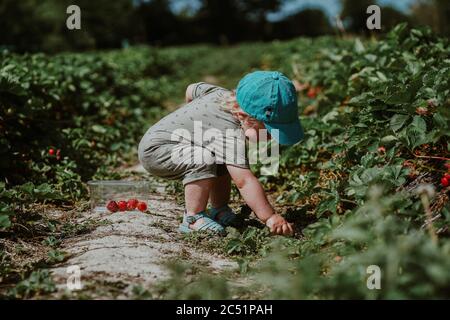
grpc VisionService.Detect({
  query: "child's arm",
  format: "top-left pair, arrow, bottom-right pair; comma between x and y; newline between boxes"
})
226,165 -> 293,236
185,84 -> 196,103
186,83 -> 220,103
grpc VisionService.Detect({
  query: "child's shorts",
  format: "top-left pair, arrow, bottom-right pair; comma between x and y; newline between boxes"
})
138,143 -> 229,185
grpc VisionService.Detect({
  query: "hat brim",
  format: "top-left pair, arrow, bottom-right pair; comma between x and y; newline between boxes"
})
264,118 -> 304,146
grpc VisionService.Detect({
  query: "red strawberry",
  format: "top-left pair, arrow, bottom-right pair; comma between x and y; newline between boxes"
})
127,199 -> 139,210
117,200 -> 127,211
106,200 -> 119,213
137,202 -> 147,212
441,177 -> 449,187
307,87 -> 317,99
445,174 -> 450,180
48,148 -> 55,156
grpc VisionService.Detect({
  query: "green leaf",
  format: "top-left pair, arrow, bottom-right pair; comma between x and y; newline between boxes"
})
411,115 -> 427,132
385,89 -> 412,105
354,39 -> 365,53
390,114 -> 409,132
381,135 -> 398,144
433,113 -> 447,129
0,214 -> 11,229
19,182 -> 35,195
349,92 -> 374,106
91,125 -> 107,134
406,126 -> 427,149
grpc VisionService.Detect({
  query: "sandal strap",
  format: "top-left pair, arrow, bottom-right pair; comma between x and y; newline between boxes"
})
185,211 -> 207,224
209,205 -> 231,220
184,211 -> 224,233
197,219 -> 223,232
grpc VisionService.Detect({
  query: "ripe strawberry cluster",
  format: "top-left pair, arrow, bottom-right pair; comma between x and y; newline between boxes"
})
291,80 -> 321,99
48,148 -> 61,160
106,199 -> 147,213
306,86 -> 321,99
441,163 -> 450,187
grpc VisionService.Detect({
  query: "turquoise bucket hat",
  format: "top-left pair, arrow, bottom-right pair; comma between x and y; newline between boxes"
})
236,71 -> 304,145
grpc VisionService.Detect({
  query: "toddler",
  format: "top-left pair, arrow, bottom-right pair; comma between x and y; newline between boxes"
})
138,71 -> 303,236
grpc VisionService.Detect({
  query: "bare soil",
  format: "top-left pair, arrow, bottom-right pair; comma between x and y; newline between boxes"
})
49,184 -> 238,298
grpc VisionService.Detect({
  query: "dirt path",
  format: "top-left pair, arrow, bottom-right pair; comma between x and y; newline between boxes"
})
49,169 -> 237,298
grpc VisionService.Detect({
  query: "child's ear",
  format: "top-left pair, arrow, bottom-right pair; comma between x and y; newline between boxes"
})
235,110 -> 248,122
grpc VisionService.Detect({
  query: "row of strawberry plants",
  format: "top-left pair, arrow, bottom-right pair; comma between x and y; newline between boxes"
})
254,24 -> 450,298
147,28 -> 450,299
0,49 -> 173,230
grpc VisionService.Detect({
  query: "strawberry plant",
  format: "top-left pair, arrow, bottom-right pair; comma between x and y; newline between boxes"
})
243,24 -> 450,299
170,25 -> 449,299
0,47 -> 175,232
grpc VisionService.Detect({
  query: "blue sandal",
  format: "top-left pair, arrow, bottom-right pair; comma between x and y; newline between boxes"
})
179,211 -> 225,235
208,205 -> 237,227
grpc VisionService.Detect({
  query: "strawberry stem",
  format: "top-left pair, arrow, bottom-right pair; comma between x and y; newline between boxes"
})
419,193 -> 438,245
413,155 -> 450,161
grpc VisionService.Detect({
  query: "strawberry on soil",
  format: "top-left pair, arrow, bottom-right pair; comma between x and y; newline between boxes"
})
106,200 -> 119,213
137,202 -> 147,212
117,200 -> 127,211
106,199 -> 148,213
127,199 -> 139,210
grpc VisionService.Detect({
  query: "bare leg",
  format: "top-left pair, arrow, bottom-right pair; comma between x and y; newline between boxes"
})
209,174 -> 234,222
209,173 -> 231,208
184,178 -> 214,229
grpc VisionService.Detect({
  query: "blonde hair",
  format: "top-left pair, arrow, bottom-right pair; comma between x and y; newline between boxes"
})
218,90 -> 240,115
218,90 -> 262,129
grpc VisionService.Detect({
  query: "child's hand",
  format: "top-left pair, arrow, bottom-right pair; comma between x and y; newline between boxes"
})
265,214 -> 294,236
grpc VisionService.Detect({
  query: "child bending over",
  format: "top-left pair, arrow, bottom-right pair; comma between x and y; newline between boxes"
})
138,71 -> 303,236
